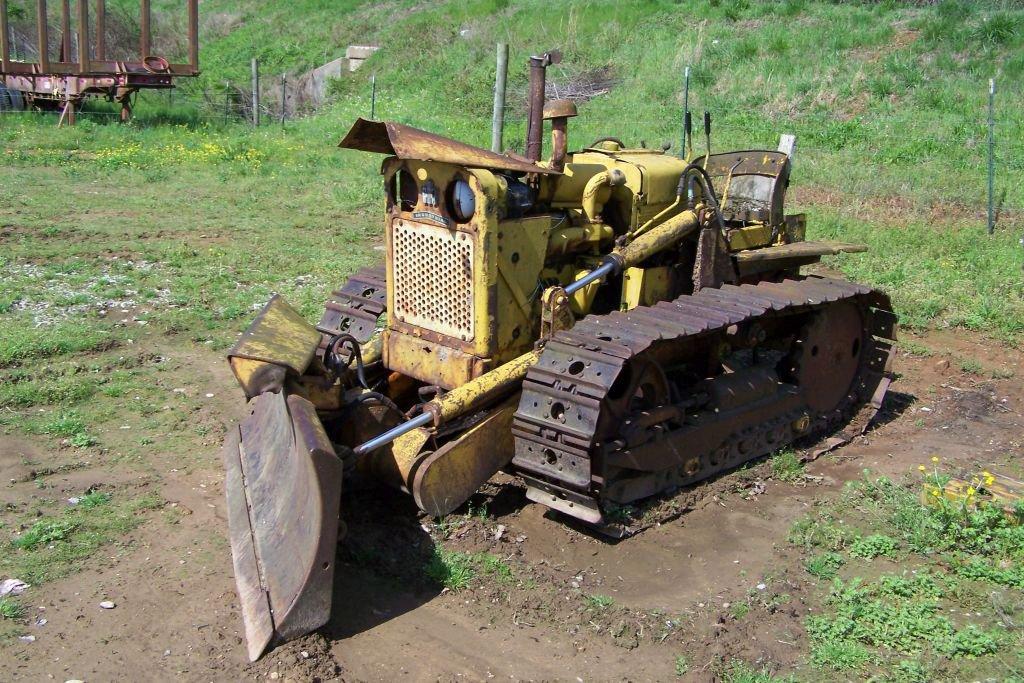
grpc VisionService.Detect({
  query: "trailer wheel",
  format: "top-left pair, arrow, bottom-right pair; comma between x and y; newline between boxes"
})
9,87 -> 25,111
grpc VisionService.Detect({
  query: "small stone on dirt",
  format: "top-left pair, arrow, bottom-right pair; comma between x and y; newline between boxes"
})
757,583 -> 766,591
300,651 -> 309,659
494,524 -> 506,541
19,634 -> 36,643
205,393 -> 215,398
269,672 -> 280,680
99,600 -> 116,609
67,497 -> 80,505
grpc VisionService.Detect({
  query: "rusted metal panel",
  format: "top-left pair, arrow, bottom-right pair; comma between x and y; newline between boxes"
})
95,0 -> 105,61
339,118 -> 558,175
228,295 -> 322,398
411,396 -> 519,517
383,329 -> 484,390
223,390 -> 341,661
0,0 -> 10,73
140,0 -> 150,56
76,0 -> 88,73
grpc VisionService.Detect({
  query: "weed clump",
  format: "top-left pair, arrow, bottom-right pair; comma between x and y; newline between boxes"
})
805,552 -> 844,580
849,534 -> 899,560
12,519 -> 77,550
791,463 -> 1022,675
585,594 -> 615,610
770,450 -> 804,483
0,599 -> 24,620
425,548 -> 474,591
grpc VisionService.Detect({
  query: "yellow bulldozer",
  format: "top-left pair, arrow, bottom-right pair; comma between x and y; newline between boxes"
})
222,52 -> 897,660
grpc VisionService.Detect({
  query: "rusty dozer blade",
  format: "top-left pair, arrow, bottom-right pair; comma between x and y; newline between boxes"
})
223,389 -> 342,661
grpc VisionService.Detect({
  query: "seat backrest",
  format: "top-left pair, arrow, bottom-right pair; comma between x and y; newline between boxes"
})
702,150 -> 791,228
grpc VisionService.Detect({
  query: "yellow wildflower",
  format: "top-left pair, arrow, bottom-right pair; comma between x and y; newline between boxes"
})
966,486 -> 976,496
917,465 -> 926,472
931,456 -> 940,463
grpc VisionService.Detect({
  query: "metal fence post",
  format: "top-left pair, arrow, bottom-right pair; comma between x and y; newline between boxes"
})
491,42 -> 508,153
987,78 -> 995,235
370,74 -> 376,119
280,72 -> 286,126
680,65 -> 690,159
251,57 -> 260,126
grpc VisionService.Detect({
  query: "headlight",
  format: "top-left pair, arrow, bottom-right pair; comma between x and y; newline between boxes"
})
451,179 -> 475,222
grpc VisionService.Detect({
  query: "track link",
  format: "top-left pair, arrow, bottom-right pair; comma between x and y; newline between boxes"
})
315,265 -> 387,357
511,276 -> 897,526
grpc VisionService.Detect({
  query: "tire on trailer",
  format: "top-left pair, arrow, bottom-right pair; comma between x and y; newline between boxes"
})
0,85 -> 27,112
8,87 -> 25,111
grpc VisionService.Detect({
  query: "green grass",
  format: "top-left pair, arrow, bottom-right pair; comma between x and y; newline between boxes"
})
770,450 -> 804,483
674,654 -> 689,677
720,660 -> 796,683
585,593 -> 615,610
424,548 -> 475,590
849,533 -> 900,560
422,548 -> 515,590
2,493 -> 163,584
959,357 -> 984,375
788,470 -> 1024,678
0,599 -> 24,621
729,601 -> 751,620
805,552 -> 844,580
478,552 -> 514,584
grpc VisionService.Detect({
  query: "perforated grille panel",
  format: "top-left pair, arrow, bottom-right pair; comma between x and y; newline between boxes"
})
392,219 -> 475,340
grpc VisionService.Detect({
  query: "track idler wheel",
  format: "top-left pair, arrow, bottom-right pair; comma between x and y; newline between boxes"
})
788,300 -> 866,413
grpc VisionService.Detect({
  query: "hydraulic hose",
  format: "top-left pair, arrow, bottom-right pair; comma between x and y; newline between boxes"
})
325,333 -> 369,389
679,163 -> 728,238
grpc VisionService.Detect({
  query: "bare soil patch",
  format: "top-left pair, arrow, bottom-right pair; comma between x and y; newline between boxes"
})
2,328 -> 1021,681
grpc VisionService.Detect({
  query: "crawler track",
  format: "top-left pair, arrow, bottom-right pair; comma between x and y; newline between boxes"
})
511,276 -> 897,526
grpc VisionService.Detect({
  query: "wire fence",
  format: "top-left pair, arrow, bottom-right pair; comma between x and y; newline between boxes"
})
2,59 -> 1019,236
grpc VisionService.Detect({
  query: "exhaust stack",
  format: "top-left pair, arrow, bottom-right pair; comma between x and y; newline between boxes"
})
525,50 -> 561,162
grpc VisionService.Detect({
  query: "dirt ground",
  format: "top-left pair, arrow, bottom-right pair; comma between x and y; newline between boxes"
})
2,328 -> 1022,682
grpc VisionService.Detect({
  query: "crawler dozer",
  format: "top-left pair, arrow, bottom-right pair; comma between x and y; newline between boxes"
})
222,52 -> 897,660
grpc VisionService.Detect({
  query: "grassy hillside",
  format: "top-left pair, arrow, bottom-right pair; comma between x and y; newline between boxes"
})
4,0 -> 1022,341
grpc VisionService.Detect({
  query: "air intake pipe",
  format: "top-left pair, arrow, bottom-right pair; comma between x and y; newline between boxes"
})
543,99 -> 577,172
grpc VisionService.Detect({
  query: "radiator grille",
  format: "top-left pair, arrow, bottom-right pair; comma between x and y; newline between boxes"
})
392,219 -> 475,340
